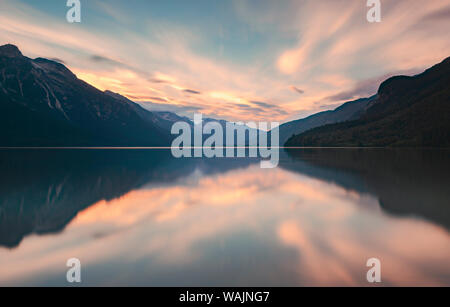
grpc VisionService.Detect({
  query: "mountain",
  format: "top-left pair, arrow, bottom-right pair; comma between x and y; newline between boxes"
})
286,57 -> 450,147
103,90 -> 258,145
153,111 -> 192,131
102,90 -> 191,133
0,44 -> 171,146
278,96 -> 374,145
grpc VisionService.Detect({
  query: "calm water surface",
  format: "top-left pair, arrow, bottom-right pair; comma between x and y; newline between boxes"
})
0,149 -> 449,286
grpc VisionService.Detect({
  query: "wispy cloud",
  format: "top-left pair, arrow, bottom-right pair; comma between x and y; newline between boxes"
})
290,86 -> 305,95
1,0 -> 449,122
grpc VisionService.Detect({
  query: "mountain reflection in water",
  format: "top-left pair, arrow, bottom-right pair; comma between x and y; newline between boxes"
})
0,149 -> 449,286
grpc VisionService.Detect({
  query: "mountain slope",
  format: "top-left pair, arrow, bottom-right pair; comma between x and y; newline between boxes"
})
286,57 -> 450,147
103,90 -> 247,144
278,96 -> 374,145
0,44 -> 171,146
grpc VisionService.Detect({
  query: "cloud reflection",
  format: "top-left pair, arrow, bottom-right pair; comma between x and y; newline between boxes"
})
1,165 -> 448,286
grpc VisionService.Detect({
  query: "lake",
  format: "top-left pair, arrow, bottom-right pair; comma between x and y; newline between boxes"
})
0,148 -> 449,286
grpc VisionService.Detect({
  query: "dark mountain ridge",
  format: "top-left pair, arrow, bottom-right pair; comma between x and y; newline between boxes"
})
0,44 -> 171,146
286,57 -> 450,147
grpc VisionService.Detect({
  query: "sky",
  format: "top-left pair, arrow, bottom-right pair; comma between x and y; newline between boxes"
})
1,0 -> 449,123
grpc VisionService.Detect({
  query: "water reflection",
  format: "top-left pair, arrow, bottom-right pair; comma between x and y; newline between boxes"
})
0,149 -> 449,286
281,148 -> 450,230
0,149 -> 255,248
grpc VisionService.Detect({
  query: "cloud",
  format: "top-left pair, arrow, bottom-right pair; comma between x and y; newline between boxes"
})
149,78 -> 170,84
48,57 -> 66,65
94,0 -> 132,25
290,86 -> 304,95
138,101 -> 203,115
183,89 -> 202,95
250,100 -> 278,109
126,95 -> 168,102
89,54 -> 128,68
2,0 -> 449,123
272,0 -> 450,103
90,54 -> 118,63
418,5 -> 450,23
324,68 -> 422,103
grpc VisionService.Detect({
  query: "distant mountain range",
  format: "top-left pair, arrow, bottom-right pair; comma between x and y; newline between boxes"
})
1,44 -> 449,147
278,96 -> 374,145
286,57 -> 450,147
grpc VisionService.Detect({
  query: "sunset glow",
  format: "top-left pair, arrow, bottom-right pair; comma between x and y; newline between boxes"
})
1,0 -> 449,122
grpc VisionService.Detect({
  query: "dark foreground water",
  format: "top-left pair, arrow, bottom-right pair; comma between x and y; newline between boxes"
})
0,148 -> 449,286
